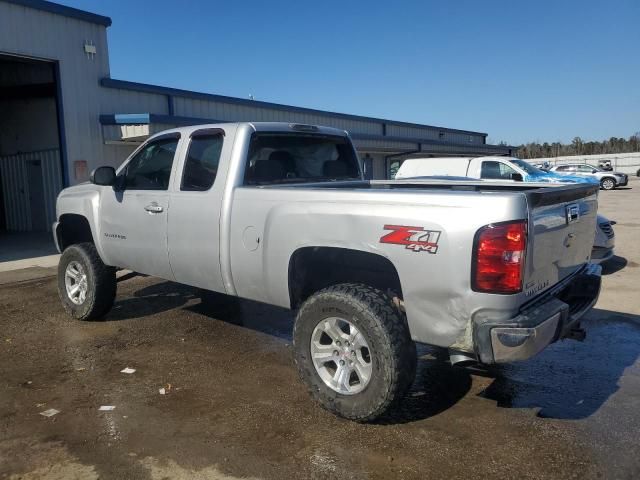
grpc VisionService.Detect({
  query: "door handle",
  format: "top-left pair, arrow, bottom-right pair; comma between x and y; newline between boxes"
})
144,202 -> 163,214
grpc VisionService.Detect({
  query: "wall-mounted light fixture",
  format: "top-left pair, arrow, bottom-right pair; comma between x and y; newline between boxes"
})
83,41 -> 96,59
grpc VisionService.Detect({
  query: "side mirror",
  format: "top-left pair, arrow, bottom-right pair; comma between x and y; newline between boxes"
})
592,169 -> 598,174
510,173 -> 524,182
90,166 -> 116,186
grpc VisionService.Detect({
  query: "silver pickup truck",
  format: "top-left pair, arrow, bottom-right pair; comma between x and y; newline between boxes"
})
54,122 -> 601,421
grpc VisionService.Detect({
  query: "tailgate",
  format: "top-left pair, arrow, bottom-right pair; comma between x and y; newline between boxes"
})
524,184 -> 599,296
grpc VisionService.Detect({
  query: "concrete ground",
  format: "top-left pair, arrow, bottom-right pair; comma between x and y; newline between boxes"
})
1,179 -> 639,480
0,232 -> 59,273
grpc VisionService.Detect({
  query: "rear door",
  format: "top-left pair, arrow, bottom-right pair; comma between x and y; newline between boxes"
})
99,134 -> 180,279
167,127 -> 231,292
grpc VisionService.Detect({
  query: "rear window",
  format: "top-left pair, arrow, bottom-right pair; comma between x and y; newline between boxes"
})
243,133 -> 360,185
181,132 -> 224,191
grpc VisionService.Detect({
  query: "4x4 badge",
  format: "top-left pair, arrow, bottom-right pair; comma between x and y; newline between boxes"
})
380,225 -> 441,253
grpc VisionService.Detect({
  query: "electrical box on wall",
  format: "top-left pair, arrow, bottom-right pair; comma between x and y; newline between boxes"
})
74,160 -> 88,181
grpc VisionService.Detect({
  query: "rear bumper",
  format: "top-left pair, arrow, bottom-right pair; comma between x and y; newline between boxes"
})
474,263 -> 601,364
590,246 -> 614,264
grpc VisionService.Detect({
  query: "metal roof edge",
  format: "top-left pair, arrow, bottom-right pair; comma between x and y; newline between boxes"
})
99,113 -> 509,149
100,78 -> 489,137
350,133 -> 513,150
4,0 -> 112,27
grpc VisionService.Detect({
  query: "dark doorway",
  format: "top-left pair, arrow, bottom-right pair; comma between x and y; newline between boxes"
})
0,53 -> 63,234
27,159 -> 47,231
0,168 -> 6,232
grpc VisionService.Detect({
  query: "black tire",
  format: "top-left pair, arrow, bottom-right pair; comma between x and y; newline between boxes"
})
57,243 -> 116,321
600,177 -> 616,190
293,283 -> 416,422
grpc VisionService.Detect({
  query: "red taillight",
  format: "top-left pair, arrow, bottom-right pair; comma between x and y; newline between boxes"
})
472,220 -> 527,294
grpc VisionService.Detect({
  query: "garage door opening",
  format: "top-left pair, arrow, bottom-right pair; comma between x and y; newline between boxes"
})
0,53 -> 64,266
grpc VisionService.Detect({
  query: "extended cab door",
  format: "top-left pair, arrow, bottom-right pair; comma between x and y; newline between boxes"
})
166,127 -> 231,292
98,133 -> 180,280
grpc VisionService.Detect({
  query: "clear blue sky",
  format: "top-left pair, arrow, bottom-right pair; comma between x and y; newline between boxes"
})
60,0 -> 639,145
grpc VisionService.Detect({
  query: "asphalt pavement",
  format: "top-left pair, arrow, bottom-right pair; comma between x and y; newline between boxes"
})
1,179 -> 639,480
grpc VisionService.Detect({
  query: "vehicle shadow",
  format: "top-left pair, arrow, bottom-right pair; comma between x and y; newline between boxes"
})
107,280 -> 198,321
378,346 -> 473,424
478,308 -> 640,419
188,294 -> 296,340
106,280 -> 640,424
601,255 -> 627,275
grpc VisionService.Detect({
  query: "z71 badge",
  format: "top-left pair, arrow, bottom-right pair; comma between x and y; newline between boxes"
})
380,225 -> 441,253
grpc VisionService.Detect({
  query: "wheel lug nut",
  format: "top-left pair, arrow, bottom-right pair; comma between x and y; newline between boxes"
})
333,350 -> 339,356
339,360 -> 345,366
345,341 -> 350,346
336,341 -> 341,346
351,350 -> 355,356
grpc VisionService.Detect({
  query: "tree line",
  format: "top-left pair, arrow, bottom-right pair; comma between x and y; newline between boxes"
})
515,133 -> 640,159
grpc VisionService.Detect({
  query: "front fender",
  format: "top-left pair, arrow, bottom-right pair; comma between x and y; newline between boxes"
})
55,185 -> 107,260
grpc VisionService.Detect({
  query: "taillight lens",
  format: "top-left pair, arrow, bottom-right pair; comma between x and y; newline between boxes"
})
472,220 -> 527,294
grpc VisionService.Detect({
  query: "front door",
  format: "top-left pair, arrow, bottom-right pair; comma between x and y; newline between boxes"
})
99,134 -> 180,280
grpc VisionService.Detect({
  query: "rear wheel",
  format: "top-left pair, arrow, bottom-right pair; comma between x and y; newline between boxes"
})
600,177 -> 616,190
293,283 -> 416,422
57,243 -> 116,320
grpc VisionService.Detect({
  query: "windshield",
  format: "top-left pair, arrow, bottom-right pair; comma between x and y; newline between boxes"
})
510,159 -> 547,175
244,133 -> 361,185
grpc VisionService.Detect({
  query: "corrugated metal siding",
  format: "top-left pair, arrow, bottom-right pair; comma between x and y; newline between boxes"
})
173,97 -> 382,135
0,149 -> 62,231
351,138 -> 417,152
386,124 -> 484,144
370,155 -> 386,179
101,88 -> 168,115
0,1 -> 112,179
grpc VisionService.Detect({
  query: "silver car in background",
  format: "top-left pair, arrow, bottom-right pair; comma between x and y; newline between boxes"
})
549,164 -> 628,190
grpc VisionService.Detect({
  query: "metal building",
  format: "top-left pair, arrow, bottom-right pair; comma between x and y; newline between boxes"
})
0,0 -> 513,234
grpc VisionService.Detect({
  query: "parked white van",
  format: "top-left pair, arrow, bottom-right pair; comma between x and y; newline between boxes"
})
396,156 -> 546,182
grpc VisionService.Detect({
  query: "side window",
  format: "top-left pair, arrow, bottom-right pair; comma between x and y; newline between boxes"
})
555,166 -> 569,172
124,136 -> 179,190
388,159 -> 404,179
181,133 -> 224,191
578,165 -> 593,173
480,161 -> 516,180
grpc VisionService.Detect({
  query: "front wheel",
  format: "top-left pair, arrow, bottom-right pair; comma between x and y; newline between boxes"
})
293,283 -> 416,422
57,243 -> 116,320
600,177 -> 616,190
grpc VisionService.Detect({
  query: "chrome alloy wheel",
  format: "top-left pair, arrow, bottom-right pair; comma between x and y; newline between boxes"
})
65,261 -> 88,305
310,317 -> 373,395
602,178 -> 615,190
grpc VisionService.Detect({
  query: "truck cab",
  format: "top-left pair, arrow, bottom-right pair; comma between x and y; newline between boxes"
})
53,123 -> 602,422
